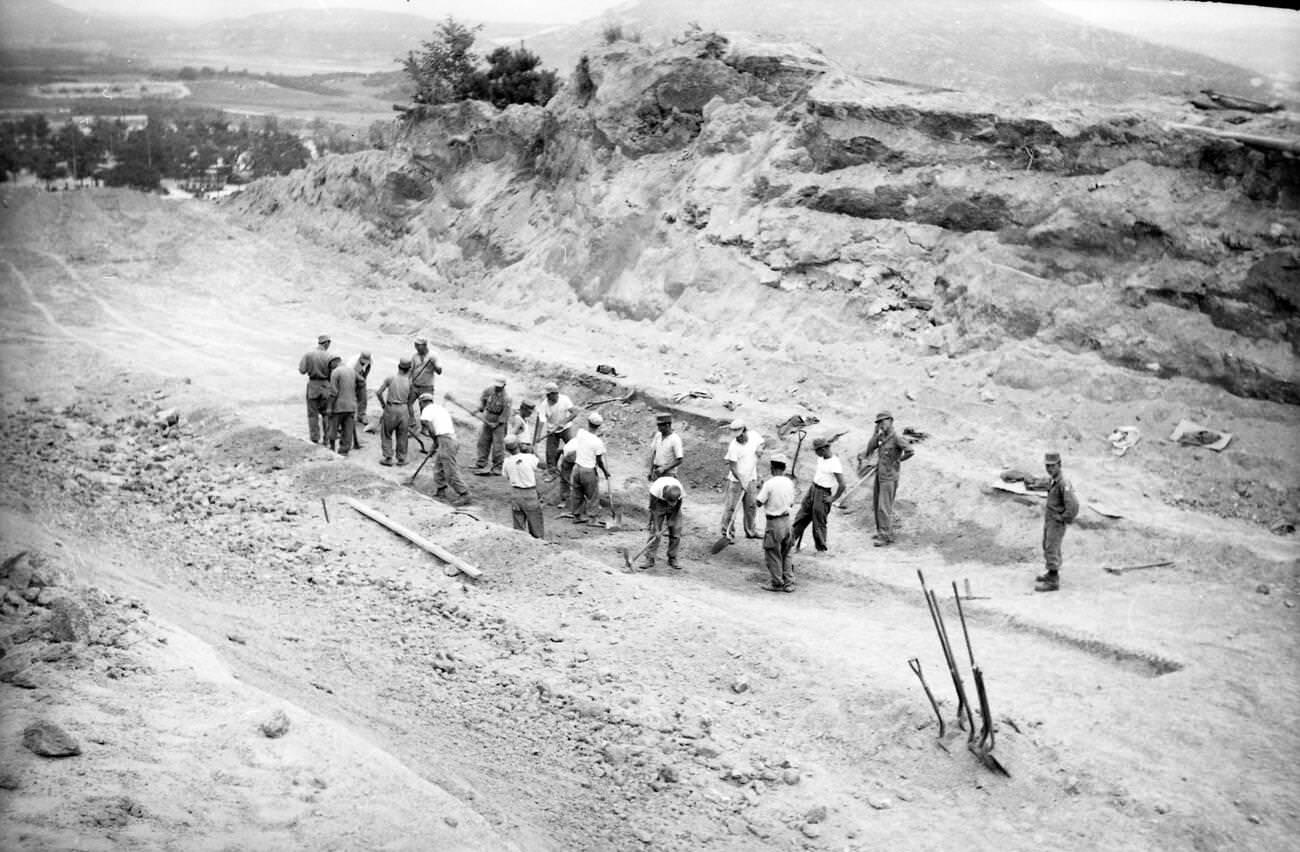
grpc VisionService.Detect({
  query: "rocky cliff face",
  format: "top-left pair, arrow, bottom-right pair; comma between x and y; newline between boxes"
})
228,32 -> 1300,404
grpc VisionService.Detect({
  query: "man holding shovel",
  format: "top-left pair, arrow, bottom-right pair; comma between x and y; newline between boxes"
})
501,435 -> 544,538
473,376 -> 512,476
566,412 -> 610,525
637,476 -> 684,570
416,393 -> 471,506
719,419 -> 763,545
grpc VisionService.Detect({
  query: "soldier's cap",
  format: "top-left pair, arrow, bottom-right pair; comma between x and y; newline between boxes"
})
317,333 -> 330,344
1045,451 -> 1062,464
587,412 -> 604,427
418,392 -> 435,403
662,484 -> 682,502
398,356 -> 413,367
544,381 -> 560,392
520,399 -> 535,410
656,413 -> 672,424
504,435 -> 520,448
727,419 -> 745,431
875,411 -> 893,422
358,351 -> 372,362
813,437 -> 830,450
493,375 -> 507,387
327,353 -> 342,364
414,336 -> 428,346
769,452 -> 790,467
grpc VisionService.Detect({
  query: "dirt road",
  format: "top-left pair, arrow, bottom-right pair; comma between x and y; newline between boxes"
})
2,186 -> 1297,851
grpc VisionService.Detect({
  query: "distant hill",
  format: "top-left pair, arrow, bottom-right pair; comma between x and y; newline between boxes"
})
524,0 -> 1276,101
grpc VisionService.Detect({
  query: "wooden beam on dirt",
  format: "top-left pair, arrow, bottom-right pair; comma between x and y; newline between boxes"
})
343,497 -> 482,579
1165,123 -> 1300,155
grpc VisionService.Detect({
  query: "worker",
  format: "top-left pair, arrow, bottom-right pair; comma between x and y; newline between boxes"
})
327,353 -> 358,456
565,412 -> 610,524
1036,451 -> 1079,592
417,393 -> 471,505
351,352 -> 372,448
792,437 -> 847,554
756,453 -> 796,592
638,476 -> 684,571
297,333 -> 333,445
374,356 -> 413,466
539,381 -> 577,474
720,419 -> 763,543
501,434 -> 544,538
860,411 -> 914,546
408,336 -> 442,441
509,400 -> 542,451
647,413 -> 684,481
554,421 -> 580,509
473,376 -> 512,475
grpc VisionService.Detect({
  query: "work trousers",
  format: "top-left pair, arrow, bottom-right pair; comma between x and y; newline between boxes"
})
764,514 -> 794,589
511,486 -> 545,539
408,386 -> 434,438
569,465 -> 600,520
476,421 -> 506,472
330,411 -> 355,455
792,484 -> 832,551
306,391 -> 331,444
873,476 -> 900,541
644,497 -> 682,567
380,405 -> 410,463
545,433 -> 565,471
556,455 -> 575,506
1043,518 -> 1066,574
720,478 -> 758,540
433,435 -> 469,498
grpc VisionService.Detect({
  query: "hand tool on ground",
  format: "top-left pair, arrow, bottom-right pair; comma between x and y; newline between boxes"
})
1104,560 -> 1174,575
406,441 -> 437,485
918,570 -> 974,735
583,390 -> 637,408
908,657 -> 945,738
320,497 -> 330,523
953,580 -> 1011,777
619,532 -> 662,569
960,578 -> 991,601
712,488 -> 742,554
835,464 -> 876,512
604,475 -> 623,530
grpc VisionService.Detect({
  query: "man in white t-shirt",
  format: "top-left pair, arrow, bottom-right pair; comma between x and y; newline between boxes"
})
417,393 -> 471,506
509,400 -> 541,451
539,382 -> 577,474
756,453 -> 796,592
501,435 -> 544,539
564,413 -> 610,524
791,437 -> 847,554
720,419 -> 763,542
647,413 -> 684,481
638,476 -> 684,571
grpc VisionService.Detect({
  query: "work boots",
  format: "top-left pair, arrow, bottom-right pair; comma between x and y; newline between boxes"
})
1034,572 -> 1060,592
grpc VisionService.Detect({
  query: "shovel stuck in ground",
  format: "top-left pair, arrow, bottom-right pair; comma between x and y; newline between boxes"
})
604,476 -> 624,530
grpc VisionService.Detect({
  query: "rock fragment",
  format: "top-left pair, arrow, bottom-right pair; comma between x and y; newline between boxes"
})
259,709 -> 291,739
23,720 -> 81,757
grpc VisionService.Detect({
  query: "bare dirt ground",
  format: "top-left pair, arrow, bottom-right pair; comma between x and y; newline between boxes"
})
1,185 -> 1298,851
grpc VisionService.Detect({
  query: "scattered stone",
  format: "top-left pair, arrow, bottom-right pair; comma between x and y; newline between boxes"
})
801,823 -> 822,839
1154,802 -> 1170,815
259,709 -> 291,739
23,720 -> 81,757
868,795 -> 893,810
694,740 -> 722,759
154,408 -> 180,427
658,765 -> 680,783
49,597 -> 92,643
1065,776 -> 1081,795
601,743 -> 631,765
745,819 -> 774,839
1255,584 -> 1270,595
730,676 -> 750,694
227,634 -> 247,645
0,769 -> 20,790
782,769 -> 800,785
1247,814 -> 1263,825
805,804 -> 828,824
632,827 -> 654,844
443,816 -> 459,828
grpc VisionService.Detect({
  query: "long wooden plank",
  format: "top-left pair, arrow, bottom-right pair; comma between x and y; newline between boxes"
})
344,497 -> 483,579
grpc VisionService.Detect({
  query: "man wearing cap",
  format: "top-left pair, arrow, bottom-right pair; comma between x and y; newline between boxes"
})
327,353 -> 358,456
639,476 -> 684,570
539,382 -> 577,474
350,352 -> 373,448
791,437 -> 847,553
509,400 -> 541,451
473,376 -> 512,475
861,411 -> 914,547
408,336 -> 442,440
721,420 -> 763,543
501,435 -> 544,538
417,393 -> 471,505
647,413 -> 684,481
566,413 -> 610,524
1037,451 -> 1080,592
756,453 -> 797,591
297,334 -> 333,445
374,357 -> 414,466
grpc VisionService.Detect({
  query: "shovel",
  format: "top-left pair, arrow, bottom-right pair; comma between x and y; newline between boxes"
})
604,475 -> 623,530
407,442 -> 437,485
443,392 -> 488,424
1104,560 -> 1174,575
619,532 -> 662,569
835,464 -> 876,512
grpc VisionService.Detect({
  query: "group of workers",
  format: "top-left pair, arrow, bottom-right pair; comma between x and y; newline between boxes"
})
301,333 -> 1079,593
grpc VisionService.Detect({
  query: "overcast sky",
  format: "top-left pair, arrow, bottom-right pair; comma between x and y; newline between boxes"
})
59,0 -> 628,24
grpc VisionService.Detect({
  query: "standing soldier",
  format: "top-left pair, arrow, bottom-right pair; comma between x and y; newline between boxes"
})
501,435 -> 544,538
374,356 -> 413,466
720,419 -> 763,543
539,382 -> 577,474
860,411 -> 914,547
566,412 -> 610,524
297,333 -> 333,445
638,476 -> 684,571
408,336 -> 441,441
509,400 -> 541,451
328,354 -> 358,456
756,453 -> 796,592
791,437 -> 847,554
1036,451 -> 1079,592
351,352 -> 373,449
473,376 -> 512,475
647,413 -> 684,481
417,393 -> 471,505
